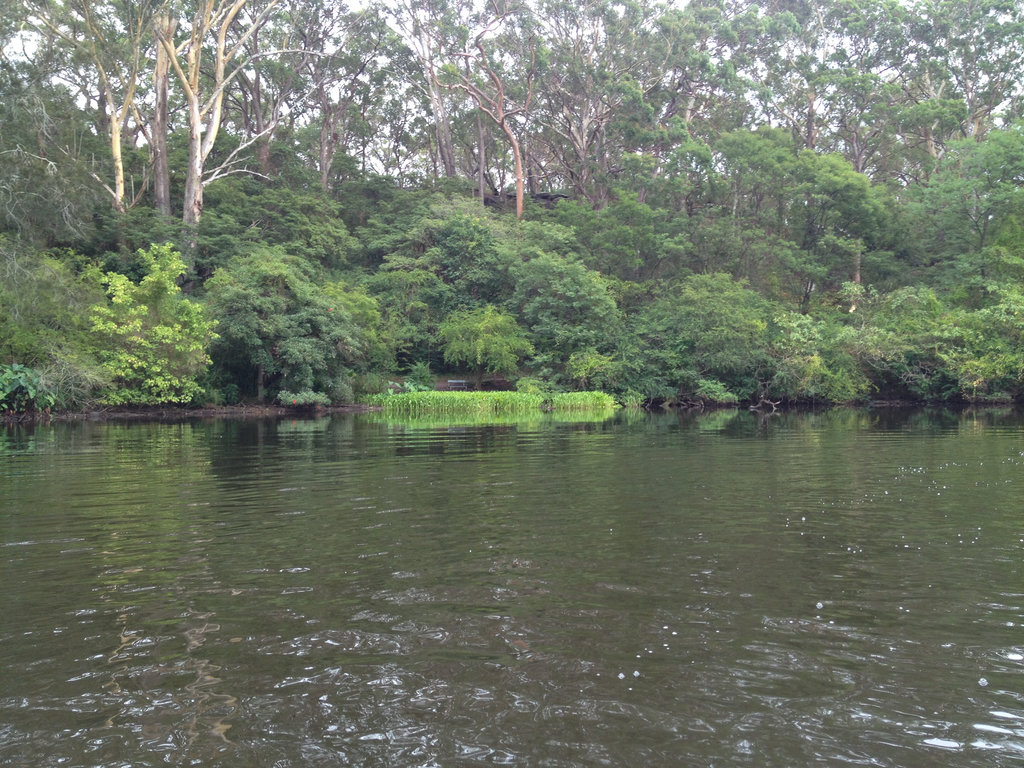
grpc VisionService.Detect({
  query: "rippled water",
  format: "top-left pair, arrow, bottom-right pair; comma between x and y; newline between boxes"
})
3,408 -> 1024,766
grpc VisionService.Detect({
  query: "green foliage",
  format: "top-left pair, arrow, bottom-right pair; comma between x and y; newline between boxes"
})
511,253 -> 622,370
0,363 -> 56,413
365,266 -> 452,369
363,389 -> 617,415
204,247 -> 378,403
0,63 -> 104,244
617,390 -> 645,409
693,379 -> 739,405
277,390 -> 332,407
566,348 -> 619,391
906,123 -> 1024,294
405,361 -> 435,390
547,391 -> 619,411
9,1 -> 1024,412
364,390 -> 546,415
767,311 -> 872,403
515,376 -> 556,396
197,181 -> 358,275
0,238 -> 110,408
438,305 -> 533,385
89,245 -> 215,405
634,273 -> 772,401
418,211 -> 515,306
373,200 -> 517,313
552,195 -> 668,280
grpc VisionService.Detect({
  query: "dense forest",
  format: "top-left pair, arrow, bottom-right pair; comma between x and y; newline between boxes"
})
3,0 -> 1024,412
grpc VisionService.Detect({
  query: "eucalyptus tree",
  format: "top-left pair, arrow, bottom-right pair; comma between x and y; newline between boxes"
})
16,0 -> 154,213
153,0 -> 281,228
905,122 -> 1024,296
389,0 -> 465,179
813,0 -> 907,179
737,0 -> 840,151
222,0 -> 319,175
910,0 -> 1024,140
293,4 -> 422,188
713,126 -> 891,308
530,0 -> 666,206
650,0 -> 751,140
0,62 -> 105,242
441,0 -> 538,219
894,0 -> 1024,181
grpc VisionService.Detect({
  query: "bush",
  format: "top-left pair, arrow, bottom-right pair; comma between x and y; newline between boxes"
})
0,363 -> 56,413
277,390 -> 331,407
406,361 -> 435,389
90,245 -> 215,405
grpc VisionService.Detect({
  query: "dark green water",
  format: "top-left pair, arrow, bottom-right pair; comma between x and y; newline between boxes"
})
3,408 -> 1024,766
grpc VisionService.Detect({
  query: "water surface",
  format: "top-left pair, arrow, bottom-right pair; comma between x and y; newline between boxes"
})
3,408 -> 1024,766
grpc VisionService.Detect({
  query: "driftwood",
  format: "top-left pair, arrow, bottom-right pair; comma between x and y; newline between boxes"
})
749,398 -> 781,413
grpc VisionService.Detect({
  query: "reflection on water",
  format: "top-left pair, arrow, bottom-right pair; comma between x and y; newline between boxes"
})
3,408 -> 1024,766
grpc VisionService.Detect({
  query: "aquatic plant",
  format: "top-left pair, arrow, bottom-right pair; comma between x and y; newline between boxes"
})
362,389 -> 618,415
547,391 -> 618,411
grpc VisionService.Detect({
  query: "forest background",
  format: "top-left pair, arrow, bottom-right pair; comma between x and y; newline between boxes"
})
4,0 -> 1024,412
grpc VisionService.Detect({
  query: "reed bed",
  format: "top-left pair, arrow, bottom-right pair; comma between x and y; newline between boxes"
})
362,390 -> 619,416
363,390 -> 545,415
363,410 -> 620,430
547,391 -> 619,411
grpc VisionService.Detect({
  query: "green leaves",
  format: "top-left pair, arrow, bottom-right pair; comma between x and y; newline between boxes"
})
0,363 -> 56,413
89,244 -> 215,405
634,273 -> 772,402
438,304 -> 533,386
205,247 -> 381,403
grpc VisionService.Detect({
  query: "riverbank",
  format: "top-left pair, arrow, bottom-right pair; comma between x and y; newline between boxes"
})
2,402 -> 379,424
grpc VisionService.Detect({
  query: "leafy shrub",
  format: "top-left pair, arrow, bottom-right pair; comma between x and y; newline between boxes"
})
406,361 -> 435,389
0,363 -> 56,413
90,245 -> 215,405
617,390 -> 645,409
694,378 -> 739,404
515,376 -> 556,396
277,390 -> 331,407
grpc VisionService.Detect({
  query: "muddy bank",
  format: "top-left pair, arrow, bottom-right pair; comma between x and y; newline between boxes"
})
3,403 -> 378,425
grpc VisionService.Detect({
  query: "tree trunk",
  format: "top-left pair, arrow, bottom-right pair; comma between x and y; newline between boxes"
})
152,14 -> 175,217
428,73 -> 457,177
183,107 -> 205,228
505,127 -> 525,220
477,111 -> 486,205
107,109 -> 126,214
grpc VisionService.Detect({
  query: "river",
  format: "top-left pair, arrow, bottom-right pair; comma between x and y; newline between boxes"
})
3,407 -> 1024,766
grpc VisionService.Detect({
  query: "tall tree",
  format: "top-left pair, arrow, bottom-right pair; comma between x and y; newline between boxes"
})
894,0 -> 1024,180
154,0 -> 280,227
390,0 -> 464,179
152,10 -> 176,215
443,0 -> 537,219
531,0 -> 663,206
19,0 -> 153,213
295,4 -> 409,189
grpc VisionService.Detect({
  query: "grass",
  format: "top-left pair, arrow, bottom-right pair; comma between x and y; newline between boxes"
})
361,390 -> 619,416
547,391 -> 618,411
362,390 -> 545,415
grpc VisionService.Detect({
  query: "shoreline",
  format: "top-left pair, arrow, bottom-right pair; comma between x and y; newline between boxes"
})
2,403 -> 379,425
4,398 -> 1013,426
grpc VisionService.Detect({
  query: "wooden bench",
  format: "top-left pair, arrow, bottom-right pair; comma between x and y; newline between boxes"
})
446,379 -> 468,390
